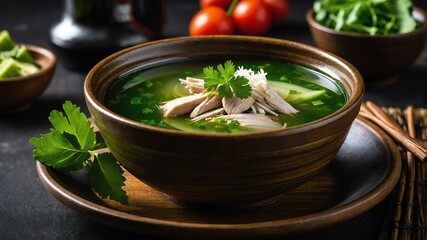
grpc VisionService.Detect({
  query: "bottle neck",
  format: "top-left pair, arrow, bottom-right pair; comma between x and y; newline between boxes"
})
131,0 -> 165,38
64,0 -> 116,24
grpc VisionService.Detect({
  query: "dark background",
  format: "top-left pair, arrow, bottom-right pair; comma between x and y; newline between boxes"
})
1,0 -> 426,239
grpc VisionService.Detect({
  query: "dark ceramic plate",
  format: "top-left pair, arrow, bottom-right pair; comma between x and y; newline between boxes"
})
36,117 -> 401,239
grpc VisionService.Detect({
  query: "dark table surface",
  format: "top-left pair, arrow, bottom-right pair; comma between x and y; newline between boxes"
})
1,1 -> 426,239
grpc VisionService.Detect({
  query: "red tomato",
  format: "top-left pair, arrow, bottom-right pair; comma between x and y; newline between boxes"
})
200,0 -> 232,10
262,0 -> 288,25
189,6 -> 234,36
232,0 -> 272,36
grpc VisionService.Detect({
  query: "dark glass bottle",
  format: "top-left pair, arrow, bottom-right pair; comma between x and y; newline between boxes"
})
131,0 -> 166,40
49,0 -> 164,71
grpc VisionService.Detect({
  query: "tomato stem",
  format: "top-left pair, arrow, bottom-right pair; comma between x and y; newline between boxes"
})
227,0 -> 239,16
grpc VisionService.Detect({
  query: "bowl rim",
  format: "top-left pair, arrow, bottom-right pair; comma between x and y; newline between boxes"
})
84,35 -> 364,138
0,44 -> 56,83
306,5 -> 427,39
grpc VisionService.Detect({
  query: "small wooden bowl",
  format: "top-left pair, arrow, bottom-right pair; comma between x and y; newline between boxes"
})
84,36 -> 364,210
0,44 -> 56,113
306,6 -> 427,86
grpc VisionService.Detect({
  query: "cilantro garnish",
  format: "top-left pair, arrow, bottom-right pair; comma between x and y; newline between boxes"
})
203,60 -> 252,99
30,101 -> 128,205
212,117 -> 242,133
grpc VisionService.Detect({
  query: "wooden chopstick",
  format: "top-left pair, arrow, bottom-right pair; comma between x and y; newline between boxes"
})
359,102 -> 427,161
377,107 -> 427,240
379,108 -> 407,240
413,109 -> 427,239
400,107 -> 416,240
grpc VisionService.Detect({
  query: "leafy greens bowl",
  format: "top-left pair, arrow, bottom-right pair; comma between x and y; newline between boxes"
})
84,36 -> 364,210
306,5 -> 427,86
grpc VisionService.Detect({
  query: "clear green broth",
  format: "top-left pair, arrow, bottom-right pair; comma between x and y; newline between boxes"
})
103,59 -> 347,133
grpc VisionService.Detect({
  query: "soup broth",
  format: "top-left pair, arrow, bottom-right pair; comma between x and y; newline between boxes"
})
104,59 -> 347,133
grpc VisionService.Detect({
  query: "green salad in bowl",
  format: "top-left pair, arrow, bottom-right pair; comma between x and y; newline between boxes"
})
313,0 -> 419,35
307,0 -> 427,86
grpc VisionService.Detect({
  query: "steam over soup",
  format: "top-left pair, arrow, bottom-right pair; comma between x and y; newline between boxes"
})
104,59 -> 347,133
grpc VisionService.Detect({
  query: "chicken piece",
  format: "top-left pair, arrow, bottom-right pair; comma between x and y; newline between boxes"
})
192,108 -> 225,122
179,77 -> 205,93
253,101 -> 276,115
219,114 -> 284,131
264,84 -> 299,114
190,95 -> 222,118
222,96 -> 255,114
161,93 -> 206,117
235,67 -> 298,115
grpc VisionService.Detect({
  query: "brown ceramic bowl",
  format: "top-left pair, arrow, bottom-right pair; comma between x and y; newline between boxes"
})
0,44 -> 56,113
307,6 -> 427,86
84,36 -> 364,210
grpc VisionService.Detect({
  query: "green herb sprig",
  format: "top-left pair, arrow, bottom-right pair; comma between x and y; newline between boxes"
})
203,60 -> 252,99
30,101 -> 128,205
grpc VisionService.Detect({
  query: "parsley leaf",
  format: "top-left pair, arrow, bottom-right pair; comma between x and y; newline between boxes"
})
30,101 -> 128,205
203,60 -> 252,99
30,129 -> 92,171
89,153 -> 128,205
49,101 -> 96,151
30,101 -> 96,171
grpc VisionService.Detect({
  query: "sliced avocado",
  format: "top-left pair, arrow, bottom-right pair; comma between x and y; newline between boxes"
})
0,46 -> 19,59
0,46 -> 34,63
0,58 -> 39,79
0,30 -> 15,51
0,58 -> 22,79
15,46 -> 34,63
14,59 -> 39,75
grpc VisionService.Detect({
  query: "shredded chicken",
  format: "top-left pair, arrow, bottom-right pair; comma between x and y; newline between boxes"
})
217,114 -> 284,130
264,84 -> 298,114
190,95 -> 222,118
161,93 -> 206,117
253,101 -> 277,115
192,108 -> 225,122
235,67 -> 298,115
222,96 -> 255,114
180,77 -> 205,93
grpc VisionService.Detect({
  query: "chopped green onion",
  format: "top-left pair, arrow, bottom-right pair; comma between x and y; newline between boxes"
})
312,100 -> 324,106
